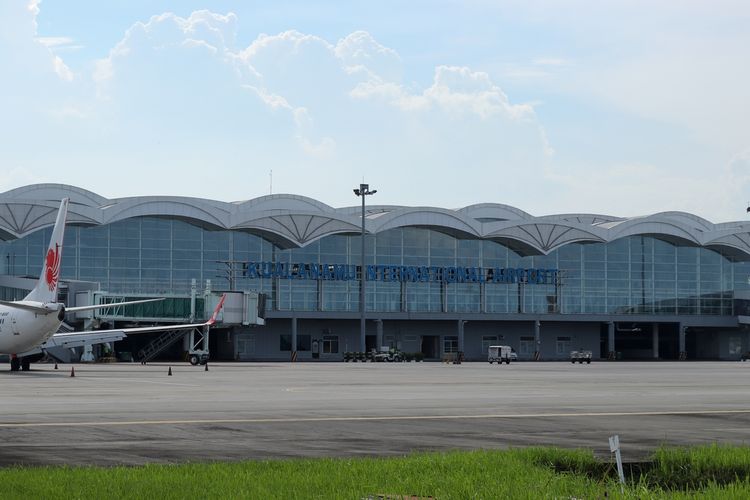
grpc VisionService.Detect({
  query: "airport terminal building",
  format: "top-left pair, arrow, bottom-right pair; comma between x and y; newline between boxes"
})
2,183 -> 750,361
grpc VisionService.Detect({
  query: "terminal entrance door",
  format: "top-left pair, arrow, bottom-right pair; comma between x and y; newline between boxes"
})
236,334 -> 256,361
421,335 -> 439,359
366,335 -> 377,352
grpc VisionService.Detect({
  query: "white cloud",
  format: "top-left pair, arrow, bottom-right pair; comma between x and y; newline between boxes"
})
53,55 -> 73,81
335,31 -> 402,82
426,66 -> 535,120
350,65 -> 538,120
241,85 -> 293,110
0,1 -> 74,85
94,11 -> 239,90
1,7 -> 554,209
0,0 -> 79,167
350,81 -> 429,111
36,36 -> 74,48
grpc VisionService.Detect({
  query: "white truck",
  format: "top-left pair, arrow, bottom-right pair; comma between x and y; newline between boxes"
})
570,349 -> 592,364
488,345 -> 515,364
372,347 -> 403,362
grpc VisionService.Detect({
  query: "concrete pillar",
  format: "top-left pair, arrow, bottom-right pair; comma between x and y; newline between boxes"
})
679,323 -> 686,359
375,319 -> 383,350
607,322 -> 615,359
652,323 -> 660,359
291,317 -> 298,361
457,320 -> 465,353
534,320 -> 541,360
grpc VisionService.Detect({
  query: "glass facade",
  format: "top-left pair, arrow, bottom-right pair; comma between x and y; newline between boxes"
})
1,218 -> 747,316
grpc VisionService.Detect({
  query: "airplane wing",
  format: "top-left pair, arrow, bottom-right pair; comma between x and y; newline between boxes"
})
0,300 -> 51,314
42,330 -> 127,350
18,330 -> 129,357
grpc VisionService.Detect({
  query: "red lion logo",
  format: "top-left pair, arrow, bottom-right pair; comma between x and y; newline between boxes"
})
45,244 -> 61,291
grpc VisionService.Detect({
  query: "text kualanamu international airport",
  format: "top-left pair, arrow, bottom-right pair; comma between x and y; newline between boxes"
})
244,262 -> 558,285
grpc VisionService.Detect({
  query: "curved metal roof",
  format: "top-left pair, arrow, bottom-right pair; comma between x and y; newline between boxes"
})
2,183 -> 750,258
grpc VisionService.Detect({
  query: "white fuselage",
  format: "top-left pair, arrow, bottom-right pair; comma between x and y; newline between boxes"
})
0,302 -> 63,354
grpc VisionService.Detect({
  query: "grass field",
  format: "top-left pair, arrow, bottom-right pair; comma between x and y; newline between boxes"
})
2,445 -> 750,499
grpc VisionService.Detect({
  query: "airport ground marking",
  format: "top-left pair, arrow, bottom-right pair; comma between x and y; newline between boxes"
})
2,408 -> 750,428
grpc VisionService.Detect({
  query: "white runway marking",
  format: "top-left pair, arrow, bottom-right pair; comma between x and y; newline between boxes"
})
2,408 -> 750,428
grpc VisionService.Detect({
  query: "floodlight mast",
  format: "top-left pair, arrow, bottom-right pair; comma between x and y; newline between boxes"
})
354,183 -> 376,353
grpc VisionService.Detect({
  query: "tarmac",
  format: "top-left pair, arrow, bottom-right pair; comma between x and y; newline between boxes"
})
2,360 -> 750,466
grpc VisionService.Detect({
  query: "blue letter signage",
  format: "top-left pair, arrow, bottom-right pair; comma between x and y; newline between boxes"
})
244,261 -> 557,285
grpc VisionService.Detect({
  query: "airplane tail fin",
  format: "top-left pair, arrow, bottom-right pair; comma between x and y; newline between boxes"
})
24,198 -> 69,303
206,294 -> 227,326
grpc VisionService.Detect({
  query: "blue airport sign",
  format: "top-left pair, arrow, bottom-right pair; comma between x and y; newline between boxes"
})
244,262 -> 557,285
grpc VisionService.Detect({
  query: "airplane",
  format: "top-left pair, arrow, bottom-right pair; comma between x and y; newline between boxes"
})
0,198 -> 226,371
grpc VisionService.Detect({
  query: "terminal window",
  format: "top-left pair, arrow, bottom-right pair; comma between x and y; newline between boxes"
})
297,335 -> 311,351
556,336 -> 572,356
322,335 -> 339,354
280,334 -> 291,352
443,336 -> 458,353
519,336 -> 535,357
279,334 -> 311,351
481,336 -> 499,354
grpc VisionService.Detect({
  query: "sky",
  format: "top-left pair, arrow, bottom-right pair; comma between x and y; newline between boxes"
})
1,1 -> 748,222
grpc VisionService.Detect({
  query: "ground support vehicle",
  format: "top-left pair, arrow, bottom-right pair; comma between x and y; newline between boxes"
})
372,347 -> 404,362
488,345 -> 513,364
570,350 -> 592,364
188,350 -> 209,366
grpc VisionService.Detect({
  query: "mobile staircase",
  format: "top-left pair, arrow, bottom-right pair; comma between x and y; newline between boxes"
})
137,329 -> 187,363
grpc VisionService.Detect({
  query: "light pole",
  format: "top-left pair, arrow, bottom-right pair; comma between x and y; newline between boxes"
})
354,183 -> 376,353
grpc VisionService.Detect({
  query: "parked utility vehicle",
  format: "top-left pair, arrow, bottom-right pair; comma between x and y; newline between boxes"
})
372,347 -> 403,362
570,349 -> 592,364
488,345 -> 514,364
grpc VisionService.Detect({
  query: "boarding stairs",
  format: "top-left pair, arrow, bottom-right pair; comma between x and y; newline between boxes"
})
137,329 -> 188,363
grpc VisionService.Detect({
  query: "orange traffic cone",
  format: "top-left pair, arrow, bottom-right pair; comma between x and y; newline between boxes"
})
204,363 -> 208,372
70,366 -> 75,377
168,366 -> 172,376
54,362 -> 58,370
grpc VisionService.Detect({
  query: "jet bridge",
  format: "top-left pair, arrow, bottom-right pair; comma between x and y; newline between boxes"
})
72,290 -> 265,326
78,290 -> 266,363
180,292 -> 265,364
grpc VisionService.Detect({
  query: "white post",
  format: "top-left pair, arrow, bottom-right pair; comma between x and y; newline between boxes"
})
609,434 -> 625,492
